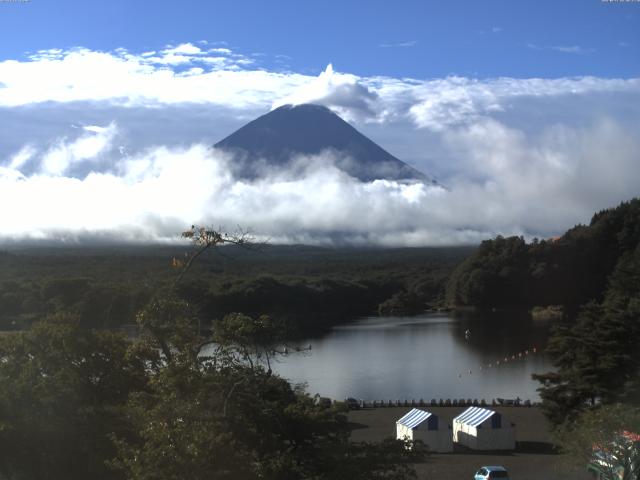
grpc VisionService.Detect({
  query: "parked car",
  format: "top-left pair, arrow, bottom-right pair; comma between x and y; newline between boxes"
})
474,466 -> 510,479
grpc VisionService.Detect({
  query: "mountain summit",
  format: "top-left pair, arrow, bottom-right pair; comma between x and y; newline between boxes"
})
215,104 -> 431,182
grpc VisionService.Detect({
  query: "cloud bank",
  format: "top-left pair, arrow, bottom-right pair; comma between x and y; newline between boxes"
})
1,118 -> 638,246
0,44 -> 639,246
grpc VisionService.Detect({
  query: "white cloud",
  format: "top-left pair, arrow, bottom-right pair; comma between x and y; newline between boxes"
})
0,44 -> 639,245
39,123 -> 117,175
208,47 -> 232,55
439,118 -> 640,234
146,53 -> 193,65
162,42 -> 203,55
379,40 -> 417,48
527,43 -> 595,55
550,45 -> 596,55
0,47 -> 283,108
272,64 -> 379,121
9,145 -> 36,169
83,125 -> 109,134
1,45 -> 638,133
0,116 -> 638,245
380,76 -> 640,130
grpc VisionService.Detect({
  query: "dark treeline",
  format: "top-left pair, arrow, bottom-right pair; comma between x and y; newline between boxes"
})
446,198 -> 640,312
0,245 -> 472,334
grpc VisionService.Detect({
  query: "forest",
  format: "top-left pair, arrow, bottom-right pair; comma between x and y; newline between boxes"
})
0,244 -> 472,334
446,198 -> 640,312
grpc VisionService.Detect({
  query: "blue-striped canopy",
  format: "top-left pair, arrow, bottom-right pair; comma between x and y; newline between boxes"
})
454,406 -> 495,427
397,408 -> 432,429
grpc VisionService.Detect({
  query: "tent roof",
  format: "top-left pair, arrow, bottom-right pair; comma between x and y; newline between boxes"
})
397,408 -> 433,429
454,406 -> 496,427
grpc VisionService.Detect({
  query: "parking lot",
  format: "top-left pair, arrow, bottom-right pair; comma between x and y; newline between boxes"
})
348,406 -> 590,480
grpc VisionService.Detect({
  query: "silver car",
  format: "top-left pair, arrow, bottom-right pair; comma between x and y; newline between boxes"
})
474,466 -> 510,479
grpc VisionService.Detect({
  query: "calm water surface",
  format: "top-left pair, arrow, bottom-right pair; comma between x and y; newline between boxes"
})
272,311 -> 553,402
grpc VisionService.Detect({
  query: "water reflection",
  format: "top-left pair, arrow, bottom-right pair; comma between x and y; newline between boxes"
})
271,311 -> 553,402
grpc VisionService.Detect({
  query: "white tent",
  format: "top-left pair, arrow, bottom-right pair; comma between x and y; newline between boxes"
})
452,406 -> 515,450
396,408 -> 453,453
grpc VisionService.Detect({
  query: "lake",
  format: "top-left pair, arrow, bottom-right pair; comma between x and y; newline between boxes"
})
271,311 -> 554,402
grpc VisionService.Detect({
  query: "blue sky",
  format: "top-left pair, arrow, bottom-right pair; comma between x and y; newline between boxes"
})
1,0 -> 639,78
0,1 -> 639,245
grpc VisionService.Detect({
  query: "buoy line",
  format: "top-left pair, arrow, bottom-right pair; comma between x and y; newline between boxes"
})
458,346 -> 540,378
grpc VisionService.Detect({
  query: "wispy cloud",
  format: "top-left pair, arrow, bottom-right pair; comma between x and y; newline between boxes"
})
379,40 -> 417,48
527,43 -> 595,55
40,123 -> 117,176
478,27 -> 501,35
551,45 -> 596,55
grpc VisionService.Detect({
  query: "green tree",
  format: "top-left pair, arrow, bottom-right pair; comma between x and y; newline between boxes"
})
533,301 -> 636,425
112,291 -> 424,480
446,199 -> 640,310
0,227 -> 425,479
534,243 -> 640,426
0,314 -> 150,480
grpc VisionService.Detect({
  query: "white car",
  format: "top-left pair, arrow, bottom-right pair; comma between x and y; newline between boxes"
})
474,466 -> 510,479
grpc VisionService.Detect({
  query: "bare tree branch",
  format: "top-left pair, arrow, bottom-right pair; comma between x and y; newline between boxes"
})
171,225 -> 259,289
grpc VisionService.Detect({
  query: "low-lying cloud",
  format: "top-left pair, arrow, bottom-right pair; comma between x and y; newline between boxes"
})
1,43 -> 639,246
1,116 -> 638,246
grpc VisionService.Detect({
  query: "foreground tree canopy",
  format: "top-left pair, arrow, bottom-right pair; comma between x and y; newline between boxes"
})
0,227 -> 424,480
532,204 -> 640,427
